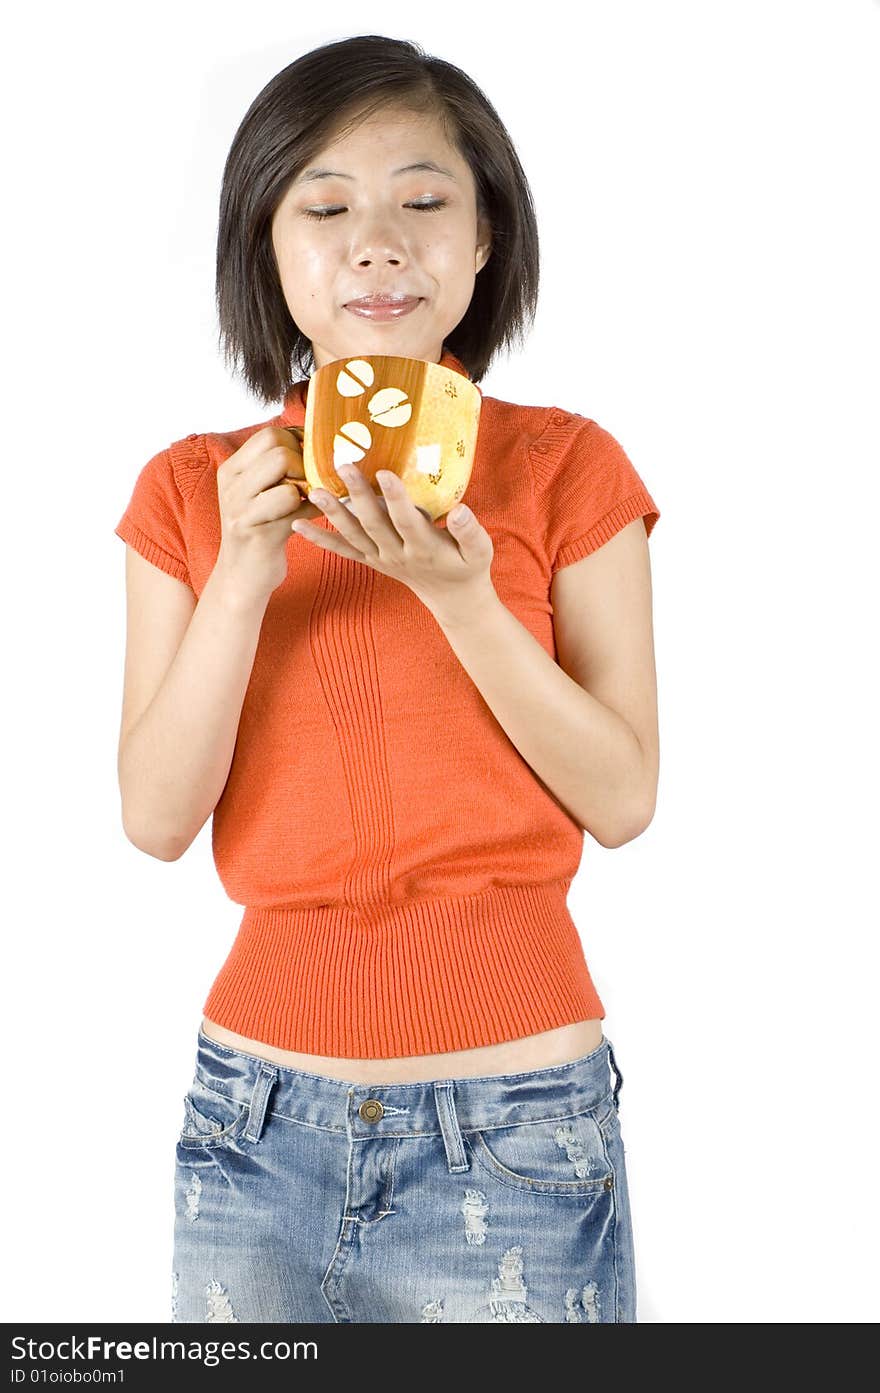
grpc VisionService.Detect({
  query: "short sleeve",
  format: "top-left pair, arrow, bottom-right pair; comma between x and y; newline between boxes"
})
114,446 -> 192,587
533,414 -> 660,574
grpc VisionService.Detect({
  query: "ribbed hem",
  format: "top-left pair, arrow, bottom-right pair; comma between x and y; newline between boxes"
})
202,881 -> 605,1058
554,489 -> 660,571
114,518 -> 190,585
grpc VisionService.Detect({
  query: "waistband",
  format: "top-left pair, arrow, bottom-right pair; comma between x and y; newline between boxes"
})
201,881 -> 606,1057
189,1026 -> 624,1162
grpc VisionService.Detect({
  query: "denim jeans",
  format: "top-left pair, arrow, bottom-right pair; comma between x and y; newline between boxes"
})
171,1027 -> 636,1323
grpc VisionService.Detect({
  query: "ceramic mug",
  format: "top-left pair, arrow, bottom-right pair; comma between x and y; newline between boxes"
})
283,354 -> 481,522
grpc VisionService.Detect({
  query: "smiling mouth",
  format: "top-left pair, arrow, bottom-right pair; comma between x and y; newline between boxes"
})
344,298 -> 423,318
344,293 -> 422,307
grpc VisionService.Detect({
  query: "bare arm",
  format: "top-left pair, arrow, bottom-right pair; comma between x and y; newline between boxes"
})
116,426 -> 322,860
117,553 -> 270,860
432,518 -> 659,848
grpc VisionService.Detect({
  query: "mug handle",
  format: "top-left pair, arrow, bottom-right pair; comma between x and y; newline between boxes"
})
280,425 -> 309,497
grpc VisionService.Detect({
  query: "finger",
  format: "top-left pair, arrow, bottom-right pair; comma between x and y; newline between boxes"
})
224,426 -> 301,477
374,470 -> 434,530
245,479 -> 324,527
444,502 -> 492,563
286,491 -> 325,522
289,516 -> 366,564
253,454 -> 322,519
307,487 -> 383,555
236,445 -> 306,505
334,463 -> 396,531
326,464 -> 402,549
282,476 -> 312,504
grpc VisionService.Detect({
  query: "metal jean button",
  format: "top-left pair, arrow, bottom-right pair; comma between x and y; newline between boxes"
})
359,1098 -> 384,1123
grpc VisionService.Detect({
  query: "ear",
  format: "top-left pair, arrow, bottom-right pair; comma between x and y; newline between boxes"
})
476,215 -> 492,271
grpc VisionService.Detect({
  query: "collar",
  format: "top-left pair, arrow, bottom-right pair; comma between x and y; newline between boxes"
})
276,346 -> 476,428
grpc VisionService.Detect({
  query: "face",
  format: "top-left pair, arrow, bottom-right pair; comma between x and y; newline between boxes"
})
270,107 -> 492,372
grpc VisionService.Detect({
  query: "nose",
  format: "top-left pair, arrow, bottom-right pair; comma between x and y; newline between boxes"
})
354,234 -> 405,266
350,213 -> 411,270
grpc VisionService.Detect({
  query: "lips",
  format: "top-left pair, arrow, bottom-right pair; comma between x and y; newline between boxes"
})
345,295 -> 421,308
344,297 -> 423,321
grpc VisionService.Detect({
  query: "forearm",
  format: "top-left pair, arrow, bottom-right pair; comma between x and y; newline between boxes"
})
118,561 -> 270,859
432,585 -> 650,847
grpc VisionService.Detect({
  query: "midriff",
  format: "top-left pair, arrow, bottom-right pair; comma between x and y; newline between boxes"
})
200,1015 -> 605,1083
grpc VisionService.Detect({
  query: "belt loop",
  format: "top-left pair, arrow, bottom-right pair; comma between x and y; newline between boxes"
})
434,1080 -> 470,1173
605,1038 -> 624,1109
244,1062 -> 279,1143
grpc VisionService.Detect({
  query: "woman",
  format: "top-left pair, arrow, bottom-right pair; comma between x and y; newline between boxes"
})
115,35 -> 660,1324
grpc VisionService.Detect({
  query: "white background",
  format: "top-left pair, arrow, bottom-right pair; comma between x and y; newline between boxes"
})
3,0 -> 878,1324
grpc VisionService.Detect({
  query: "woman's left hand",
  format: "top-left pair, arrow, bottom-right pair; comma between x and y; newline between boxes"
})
291,462 -> 496,621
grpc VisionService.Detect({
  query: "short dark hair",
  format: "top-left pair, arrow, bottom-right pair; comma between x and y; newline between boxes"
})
216,34 -> 540,405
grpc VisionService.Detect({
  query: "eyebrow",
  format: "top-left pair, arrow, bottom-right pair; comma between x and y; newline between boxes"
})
294,160 -> 457,185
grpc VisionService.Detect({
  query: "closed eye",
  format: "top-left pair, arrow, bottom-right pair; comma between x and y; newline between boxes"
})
303,199 -> 448,221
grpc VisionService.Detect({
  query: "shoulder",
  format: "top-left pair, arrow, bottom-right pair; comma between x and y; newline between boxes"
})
478,391 -> 586,457
164,410 -> 288,498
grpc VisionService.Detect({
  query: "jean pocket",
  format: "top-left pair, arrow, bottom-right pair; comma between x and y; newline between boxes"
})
177,1073 -> 250,1149
465,1096 -> 617,1197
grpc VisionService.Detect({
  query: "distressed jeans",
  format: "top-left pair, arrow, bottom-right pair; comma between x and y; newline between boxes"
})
171,1027 -> 636,1323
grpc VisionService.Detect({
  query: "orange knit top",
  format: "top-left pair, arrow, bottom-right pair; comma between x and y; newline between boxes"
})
114,347 -> 660,1058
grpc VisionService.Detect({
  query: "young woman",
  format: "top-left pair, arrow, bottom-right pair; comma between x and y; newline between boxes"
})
115,35 -> 660,1325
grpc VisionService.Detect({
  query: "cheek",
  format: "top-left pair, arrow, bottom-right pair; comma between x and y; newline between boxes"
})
431,245 -> 479,306
425,225 -> 476,272
278,240 -> 325,289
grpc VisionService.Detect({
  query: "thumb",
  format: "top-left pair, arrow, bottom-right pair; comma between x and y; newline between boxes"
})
446,503 -> 492,557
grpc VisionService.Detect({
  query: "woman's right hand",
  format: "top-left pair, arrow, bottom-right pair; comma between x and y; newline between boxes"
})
214,426 -> 325,603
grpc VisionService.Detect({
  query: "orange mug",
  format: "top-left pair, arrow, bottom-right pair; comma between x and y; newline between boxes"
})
284,354 -> 481,522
